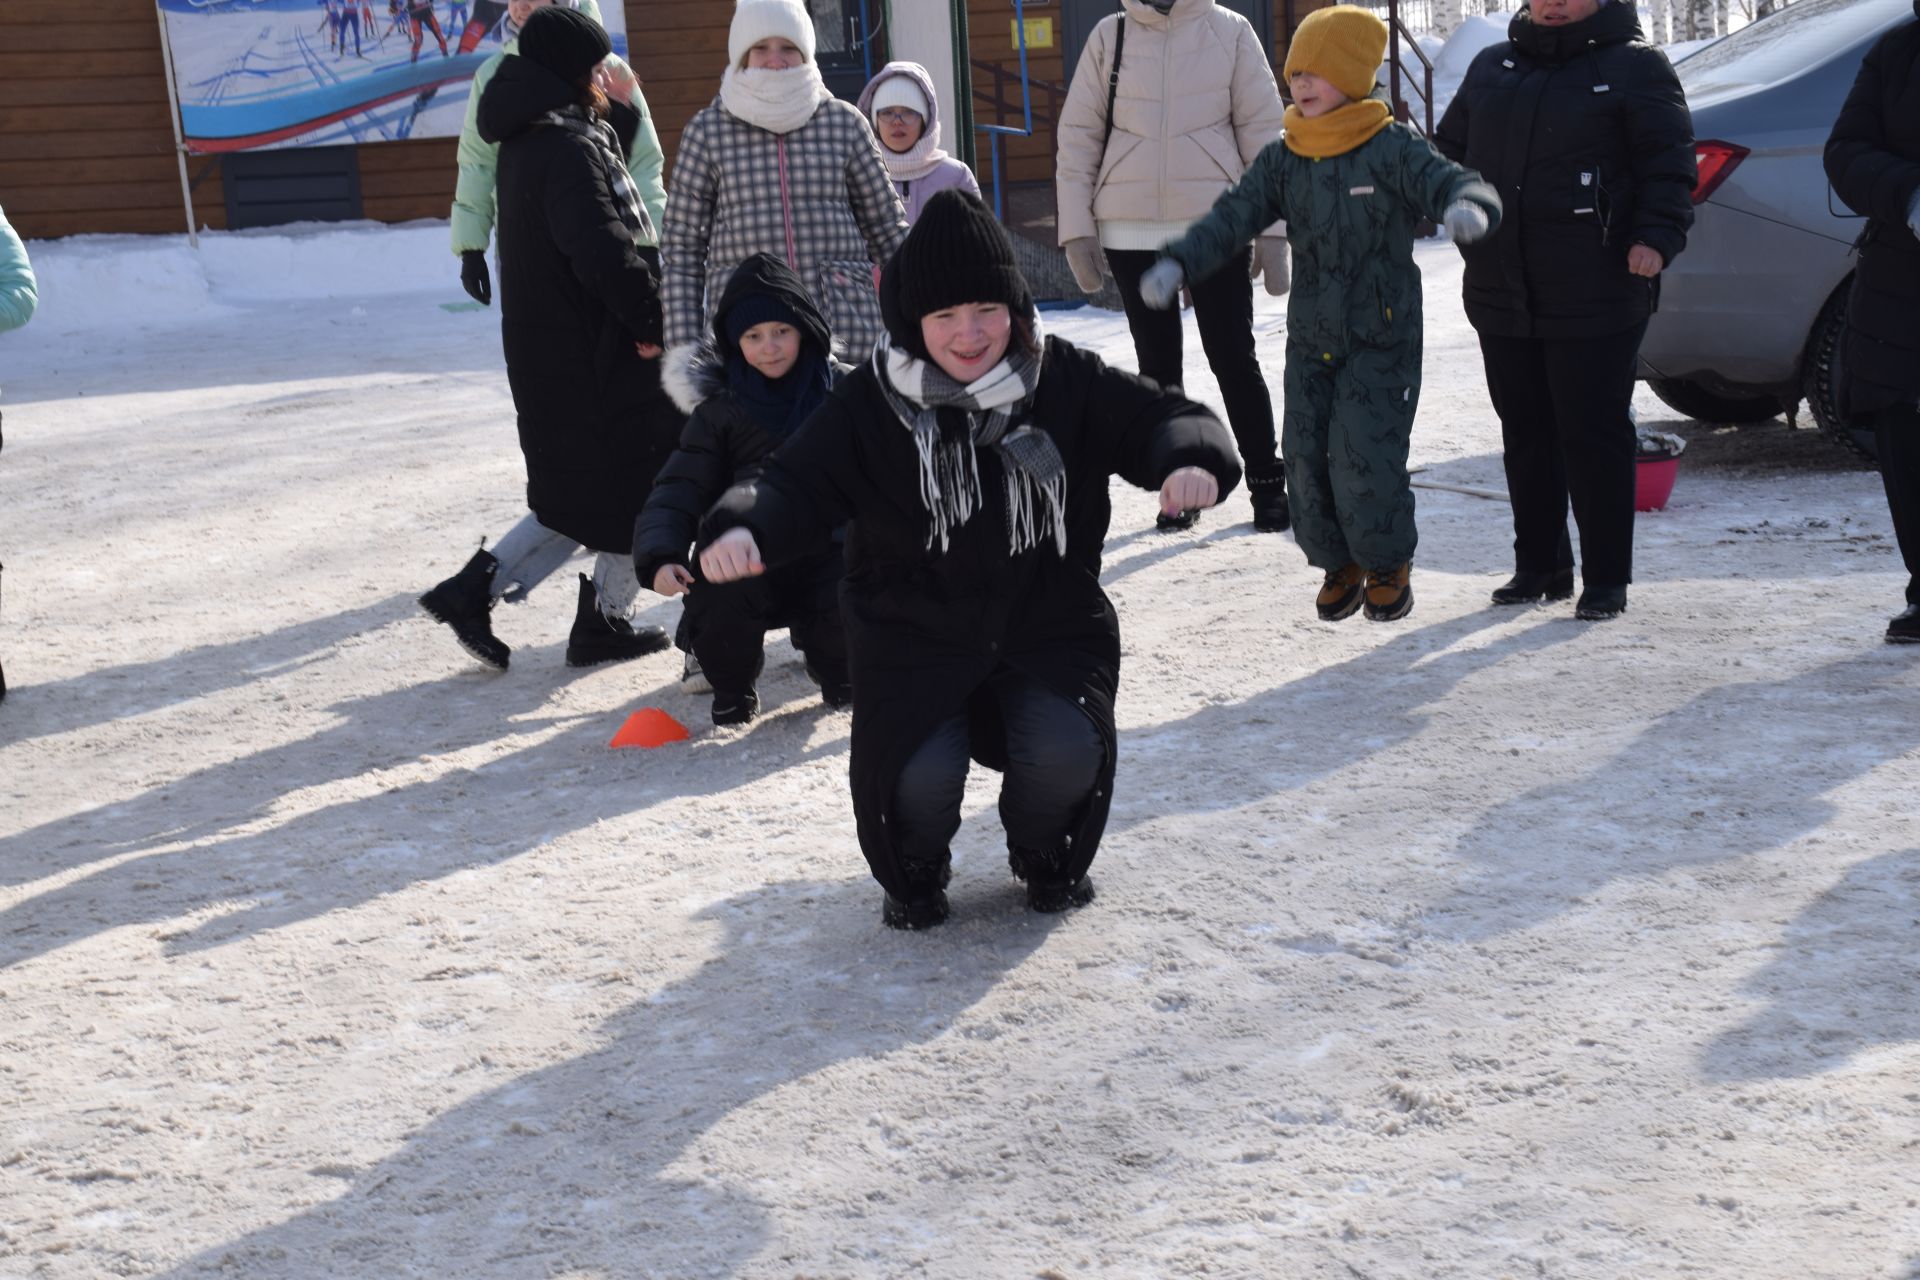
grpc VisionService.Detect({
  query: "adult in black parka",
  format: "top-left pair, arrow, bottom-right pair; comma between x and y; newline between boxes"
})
480,6 -> 681,553
1824,0 -> 1920,644
1435,0 -> 1695,621
633,252 -> 851,720
416,6 -> 681,673
697,191 -> 1241,930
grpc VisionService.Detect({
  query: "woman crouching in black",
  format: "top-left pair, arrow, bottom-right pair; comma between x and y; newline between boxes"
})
698,191 -> 1241,929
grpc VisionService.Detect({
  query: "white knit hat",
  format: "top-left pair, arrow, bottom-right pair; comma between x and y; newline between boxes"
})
729,0 -> 816,68
869,76 -> 928,121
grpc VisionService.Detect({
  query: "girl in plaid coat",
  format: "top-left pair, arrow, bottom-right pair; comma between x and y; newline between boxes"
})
659,0 -> 909,414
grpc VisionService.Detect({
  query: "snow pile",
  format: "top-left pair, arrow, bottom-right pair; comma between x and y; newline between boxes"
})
21,220 -> 454,334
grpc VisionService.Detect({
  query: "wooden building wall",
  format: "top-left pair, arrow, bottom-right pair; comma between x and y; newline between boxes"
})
0,0 -> 734,241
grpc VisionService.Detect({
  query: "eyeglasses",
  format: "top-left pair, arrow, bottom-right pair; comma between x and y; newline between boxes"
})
875,107 -> 922,124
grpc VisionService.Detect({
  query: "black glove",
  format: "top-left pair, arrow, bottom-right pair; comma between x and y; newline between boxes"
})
459,250 -> 491,306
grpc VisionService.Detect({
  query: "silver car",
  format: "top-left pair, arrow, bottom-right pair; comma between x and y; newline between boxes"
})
1636,0 -> 1911,458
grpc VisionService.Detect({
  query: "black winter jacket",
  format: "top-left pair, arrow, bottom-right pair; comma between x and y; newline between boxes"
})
479,55 -> 681,552
1434,2 -> 1696,339
697,335 -> 1240,901
633,254 -> 839,589
1824,2 -> 1920,415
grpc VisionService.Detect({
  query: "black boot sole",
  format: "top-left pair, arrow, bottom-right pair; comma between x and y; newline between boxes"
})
1364,588 -> 1414,622
882,890 -> 951,930
1155,510 -> 1201,532
1316,587 -> 1364,622
1027,875 -> 1096,914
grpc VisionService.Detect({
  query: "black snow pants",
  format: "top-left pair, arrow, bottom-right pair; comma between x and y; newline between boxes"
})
1877,406 -> 1920,606
1478,321 -> 1648,588
891,667 -> 1103,880
684,547 -> 847,695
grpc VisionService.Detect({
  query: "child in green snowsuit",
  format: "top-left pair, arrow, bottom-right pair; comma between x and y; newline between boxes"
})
1141,4 -> 1500,622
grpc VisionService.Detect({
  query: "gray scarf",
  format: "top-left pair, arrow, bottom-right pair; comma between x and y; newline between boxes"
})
541,103 -> 654,246
871,328 -> 1066,558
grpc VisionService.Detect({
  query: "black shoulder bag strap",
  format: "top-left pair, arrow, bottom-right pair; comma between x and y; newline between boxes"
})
1100,12 -> 1127,163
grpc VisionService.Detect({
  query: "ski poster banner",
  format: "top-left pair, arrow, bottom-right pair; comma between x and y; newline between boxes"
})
156,0 -> 632,154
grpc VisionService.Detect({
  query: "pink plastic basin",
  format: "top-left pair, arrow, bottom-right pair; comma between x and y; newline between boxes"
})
1635,455 -> 1680,512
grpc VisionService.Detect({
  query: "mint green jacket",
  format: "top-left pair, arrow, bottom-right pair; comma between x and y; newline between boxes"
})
449,1 -> 667,255
0,205 -> 37,333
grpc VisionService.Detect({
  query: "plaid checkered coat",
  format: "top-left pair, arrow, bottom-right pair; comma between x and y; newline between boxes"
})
661,96 -> 908,361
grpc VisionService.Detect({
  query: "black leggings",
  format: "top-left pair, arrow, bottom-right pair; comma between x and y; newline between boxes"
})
1107,245 -> 1277,470
892,667 -> 1103,876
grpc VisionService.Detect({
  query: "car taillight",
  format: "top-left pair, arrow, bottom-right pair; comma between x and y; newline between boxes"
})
1692,141 -> 1750,205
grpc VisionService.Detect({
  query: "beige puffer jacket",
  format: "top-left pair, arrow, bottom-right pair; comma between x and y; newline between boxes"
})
1056,0 -> 1285,250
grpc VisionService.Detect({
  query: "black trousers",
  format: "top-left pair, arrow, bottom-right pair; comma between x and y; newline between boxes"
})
892,667 -> 1103,877
1107,246 -> 1278,470
684,548 -> 847,694
1478,322 -> 1648,587
1876,406 -> 1920,606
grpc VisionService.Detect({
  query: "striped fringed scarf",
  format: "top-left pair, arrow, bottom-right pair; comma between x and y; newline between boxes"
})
541,103 -> 655,247
871,324 -> 1066,558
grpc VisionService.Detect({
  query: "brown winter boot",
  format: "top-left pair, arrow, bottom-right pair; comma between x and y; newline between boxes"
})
1315,563 -> 1366,622
1363,563 -> 1414,622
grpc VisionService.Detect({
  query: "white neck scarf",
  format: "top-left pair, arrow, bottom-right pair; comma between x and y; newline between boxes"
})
719,63 -> 833,135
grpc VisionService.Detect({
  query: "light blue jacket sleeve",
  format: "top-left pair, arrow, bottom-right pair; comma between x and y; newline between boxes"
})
0,206 -> 38,333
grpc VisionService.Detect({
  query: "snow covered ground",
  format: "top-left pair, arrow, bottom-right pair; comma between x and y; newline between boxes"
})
1,224 -> 1915,1279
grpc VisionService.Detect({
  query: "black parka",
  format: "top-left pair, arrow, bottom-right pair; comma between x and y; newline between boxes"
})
697,334 -> 1241,901
633,254 -> 837,589
1434,2 -> 1696,339
479,55 -> 682,552
1824,1 -> 1920,416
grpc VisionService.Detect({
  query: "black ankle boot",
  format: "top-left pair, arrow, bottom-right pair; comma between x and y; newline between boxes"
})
1490,567 -> 1575,606
881,889 -> 951,930
566,574 -> 671,668
1246,462 -> 1290,533
419,547 -> 510,670
1008,845 -> 1097,914
803,660 -> 853,710
710,687 -> 759,727
1574,584 -> 1628,620
1889,603 -> 1920,644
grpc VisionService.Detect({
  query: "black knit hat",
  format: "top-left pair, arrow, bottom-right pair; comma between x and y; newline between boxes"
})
881,190 -> 1034,354
519,6 -> 611,84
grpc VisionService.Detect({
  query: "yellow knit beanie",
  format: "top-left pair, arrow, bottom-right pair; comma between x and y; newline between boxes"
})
1283,5 -> 1388,104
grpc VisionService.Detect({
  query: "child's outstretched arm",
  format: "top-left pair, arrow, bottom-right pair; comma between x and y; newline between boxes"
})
1382,130 -> 1502,244
1141,141 -> 1289,307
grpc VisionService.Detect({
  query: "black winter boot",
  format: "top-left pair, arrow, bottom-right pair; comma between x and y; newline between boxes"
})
1155,507 -> 1201,532
566,574 -> 672,668
1246,462 -> 1290,533
803,660 -> 853,710
881,889 -> 951,930
709,687 -> 760,726
1574,584 -> 1628,621
1490,567 -> 1575,606
1888,602 -> 1920,644
1008,845 -> 1096,914
419,547 -> 510,671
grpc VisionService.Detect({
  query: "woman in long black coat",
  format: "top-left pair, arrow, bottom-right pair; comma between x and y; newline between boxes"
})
698,192 -> 1241,930
1825,0 -> 1920,644
1435,0 -> 1695,621
416,6 -> 679,672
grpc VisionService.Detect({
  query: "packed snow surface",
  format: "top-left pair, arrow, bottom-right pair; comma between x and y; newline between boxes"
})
1,224 -> 1915,1279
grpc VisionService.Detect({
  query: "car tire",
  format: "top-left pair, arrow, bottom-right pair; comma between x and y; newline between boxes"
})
1801,282 -> 1880,465
1646,377 -> 1785,426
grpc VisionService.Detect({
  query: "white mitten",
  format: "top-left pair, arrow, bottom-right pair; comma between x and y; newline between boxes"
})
1257,236 -> 1291,297
1139,257 -> 1186,311
1444,200 -> 1491,245
1064,237 -> 1106,294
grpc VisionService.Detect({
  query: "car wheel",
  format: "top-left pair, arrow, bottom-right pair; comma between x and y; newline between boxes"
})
1646,377 -> 1785,425
1801,282 -> 1880,464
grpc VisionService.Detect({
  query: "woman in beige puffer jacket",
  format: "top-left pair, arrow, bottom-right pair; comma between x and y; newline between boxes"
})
1056,0 -> 1289,532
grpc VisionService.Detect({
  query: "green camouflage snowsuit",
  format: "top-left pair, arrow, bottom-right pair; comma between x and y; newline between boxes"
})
1161,117 -> 1499,572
